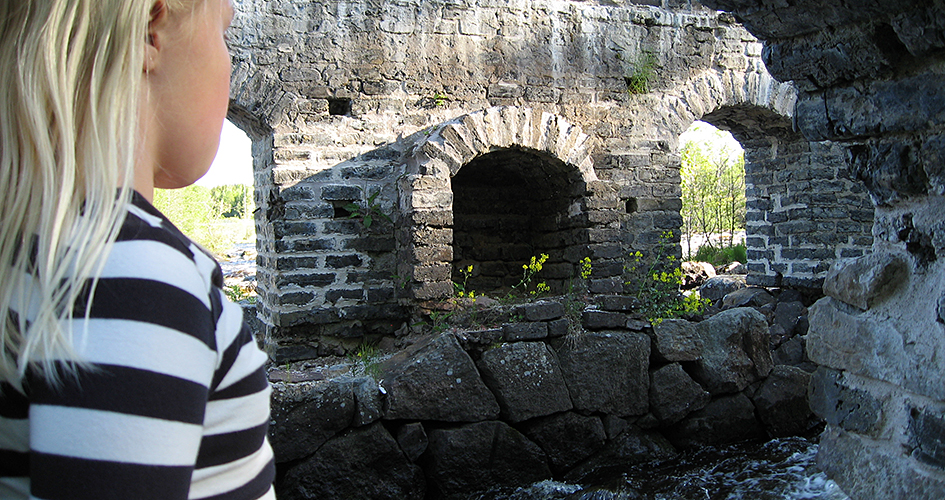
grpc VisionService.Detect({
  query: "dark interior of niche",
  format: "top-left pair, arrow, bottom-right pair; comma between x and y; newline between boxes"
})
328,98 -> 352,116
332,201 -> 355,218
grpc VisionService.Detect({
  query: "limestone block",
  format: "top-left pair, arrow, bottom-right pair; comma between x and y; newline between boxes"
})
808,367 -> 885,437
513,300 -> 566,321
280,422 -> 426,500
477,342 -> 572,422
502,322 -> 548,341
425,421 -> 551,500
649,363 -> 711,424
822,252 -> 909,311
700,275 -> 746,304
564,426 -> 678,483
817,427 -> 945,500
556,331 -> 650,417
689,307 -> 772,395
380,333 -> 500,422
650,319 -> 703,362
582,309 -> 629,330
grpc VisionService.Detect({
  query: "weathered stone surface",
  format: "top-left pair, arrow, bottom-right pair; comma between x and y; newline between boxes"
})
667,392 -> 765,448
649,363 -> 711,425
477,342 -> 572,422
503,321 -> 548,341
681,261 -> 716,289
582,310 -> 630,330
751,365 -> 814,436
269,379 -> 355,463
395,422 -> 429,463
381,333 -> 499,422
808,296 -> 945,401
650,319 -> 703,362
822,252 -> 909,310
909,408 -> 945,470
818,427 -> 945,500
700,275 -> 746,304
424,421 -> 552,500
520,412 -> 607,474
514,300 -> 566,321
690,307 -> 773,395
772,300 -> 807,338
808,367 -> 885,437
341,376 -> 384,426
557,331 -> 650,417
596,295 -> 641,312
772,335 -> 807,367
280,422 -> 425,500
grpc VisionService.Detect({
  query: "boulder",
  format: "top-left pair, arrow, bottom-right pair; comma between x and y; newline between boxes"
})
477,341 -> 572,422
751,365 -> 814,436
690,307 -> 773,395
722,286 -> 776,309
380,333 -> 499,421
280,422 -> 425,500
649,363 -> 711,425
667,392 -> 765,448
650,319 -> 703,362
424,420 -> 552,500
520,412 -> 607,473
772,300 -> 808,338
700,275 -> 746,304
556,331 -> 650,417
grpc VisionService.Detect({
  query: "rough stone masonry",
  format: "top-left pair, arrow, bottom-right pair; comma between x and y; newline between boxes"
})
226,0 -> 871,358
700,0 -> 945,497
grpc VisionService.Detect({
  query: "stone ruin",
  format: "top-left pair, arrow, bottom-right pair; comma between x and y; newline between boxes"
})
225,0 -> 945,498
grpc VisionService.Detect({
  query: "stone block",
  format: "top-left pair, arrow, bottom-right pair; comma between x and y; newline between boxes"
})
502,322 -> 548,341
751,365 -> 814,436
280,422 -> 425,500
556,331 -> 650,417
649,363 -> 711,425
395,422 -> 428,463
650,319 -> 703,362
381,333 -> 499,422
690,307 -> 773,395
808,367 -> 884,437
477,342 -> 572,422
521,412 -> 606,474
269,379 -> 356,463
823,252 -> 909,310
667,392 -> 764,448
425,421 -> 551,500
582,309 -> 628,330
514,300 -> 566,321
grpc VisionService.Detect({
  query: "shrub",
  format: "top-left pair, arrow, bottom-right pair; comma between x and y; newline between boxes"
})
692,243 -> 747,268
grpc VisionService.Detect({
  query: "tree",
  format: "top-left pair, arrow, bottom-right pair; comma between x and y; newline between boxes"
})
680,124 -> 746,257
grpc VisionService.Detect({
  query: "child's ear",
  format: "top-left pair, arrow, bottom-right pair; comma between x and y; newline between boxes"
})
144,0 -> 167,73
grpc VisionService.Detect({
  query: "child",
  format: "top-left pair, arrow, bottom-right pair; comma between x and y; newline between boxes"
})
0,0 -> 276,498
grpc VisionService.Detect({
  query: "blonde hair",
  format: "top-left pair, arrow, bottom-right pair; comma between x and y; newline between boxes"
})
0,0 -> 197,385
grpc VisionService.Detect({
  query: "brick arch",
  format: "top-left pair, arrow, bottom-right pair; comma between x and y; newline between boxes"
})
397,106 -> 600,302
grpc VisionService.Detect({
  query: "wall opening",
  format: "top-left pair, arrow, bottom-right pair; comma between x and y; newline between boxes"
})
451,148 -> 585,296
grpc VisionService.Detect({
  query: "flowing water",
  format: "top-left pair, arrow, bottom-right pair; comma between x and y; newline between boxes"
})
471,435 -> 849,500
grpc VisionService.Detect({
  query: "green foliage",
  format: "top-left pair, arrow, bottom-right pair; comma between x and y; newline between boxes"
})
680,124 -> 746,258
626,51 -> 658,94
224,283 -> 256,304
693,243 -> 747,268
153,184 -> 255,256
453,264 -> 476,299
626,231 -> 710,324
345,190 -> 392,229
347,342 -> 382,379
210,184 -> 254,218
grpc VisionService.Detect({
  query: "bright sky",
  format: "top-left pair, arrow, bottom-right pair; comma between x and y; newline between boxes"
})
679,120 -> 743,164
196,120 -> 253,187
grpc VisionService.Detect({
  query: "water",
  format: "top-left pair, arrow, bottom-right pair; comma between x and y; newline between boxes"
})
471,436 -> 849,500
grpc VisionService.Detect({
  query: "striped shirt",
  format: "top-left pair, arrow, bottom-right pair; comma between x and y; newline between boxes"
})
0,192 -> 276,500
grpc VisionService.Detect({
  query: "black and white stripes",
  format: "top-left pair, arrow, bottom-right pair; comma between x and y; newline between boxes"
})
0,193 -> 275,500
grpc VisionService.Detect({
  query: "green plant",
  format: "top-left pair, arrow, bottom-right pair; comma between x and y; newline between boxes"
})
348,342 -> 382,379
509,253 -> 549,298
224,283 -> 256,304
432,92 -> 449,107
692,243 -> 747,268
563,257 -> 593,335
625,231 -> 709,324
453,264 -> 476,299
345,189 -> 392,229
625,51 -> 658,94
429,310 -> 453,333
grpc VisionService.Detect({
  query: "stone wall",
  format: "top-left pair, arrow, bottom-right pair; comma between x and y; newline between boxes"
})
701,0 -> 945,497
226,0 -> 872,359
268,297 -> 814,499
